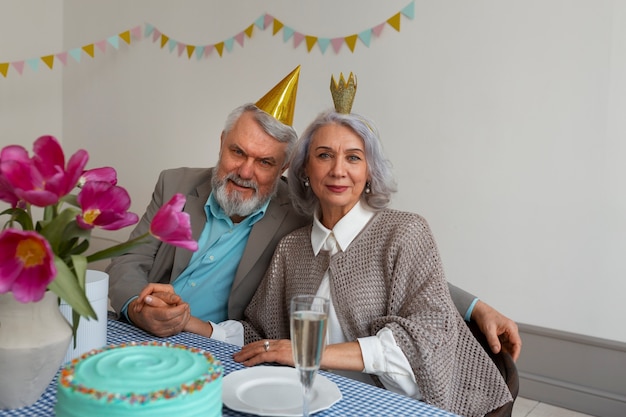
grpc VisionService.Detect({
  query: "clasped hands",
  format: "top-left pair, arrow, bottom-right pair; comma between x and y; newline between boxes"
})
128,283 -> 191,337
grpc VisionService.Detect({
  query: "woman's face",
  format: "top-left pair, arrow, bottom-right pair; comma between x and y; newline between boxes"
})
305,123 -> 369,222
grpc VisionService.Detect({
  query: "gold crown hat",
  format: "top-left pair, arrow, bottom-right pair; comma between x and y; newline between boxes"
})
330,72 -> 357,114
255,65 -> 301,126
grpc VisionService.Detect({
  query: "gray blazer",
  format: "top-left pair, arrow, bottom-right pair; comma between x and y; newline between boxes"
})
107,167 -> 475,320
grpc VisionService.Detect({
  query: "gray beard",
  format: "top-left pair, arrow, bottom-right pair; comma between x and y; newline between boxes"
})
211,171 -> 278,218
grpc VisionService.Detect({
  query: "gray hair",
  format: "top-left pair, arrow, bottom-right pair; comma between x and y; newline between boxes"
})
288,110 -> 397,216
223,103 -> 298,168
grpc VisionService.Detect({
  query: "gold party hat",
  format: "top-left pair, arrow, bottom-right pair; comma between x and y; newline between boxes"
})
255,65 -> 301,126
330,72 -> 357,114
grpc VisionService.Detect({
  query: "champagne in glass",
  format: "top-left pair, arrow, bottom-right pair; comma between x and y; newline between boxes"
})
290,295 -> 329,417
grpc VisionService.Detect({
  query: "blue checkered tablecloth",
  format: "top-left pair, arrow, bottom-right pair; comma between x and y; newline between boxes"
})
1,320 -> 459,417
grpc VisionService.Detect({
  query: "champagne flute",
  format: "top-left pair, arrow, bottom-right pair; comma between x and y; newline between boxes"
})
290,295 -> 329,417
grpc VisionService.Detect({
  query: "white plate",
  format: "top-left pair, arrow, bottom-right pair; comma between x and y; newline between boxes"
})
222,366 -> 342,416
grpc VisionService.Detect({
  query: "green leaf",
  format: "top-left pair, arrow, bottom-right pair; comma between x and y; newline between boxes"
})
47,256 -> 97,320
0,207 -> 34,230
38,207 -> 81,253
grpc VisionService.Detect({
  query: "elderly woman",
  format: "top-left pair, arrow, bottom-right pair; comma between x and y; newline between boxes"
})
231,107 -> 513,416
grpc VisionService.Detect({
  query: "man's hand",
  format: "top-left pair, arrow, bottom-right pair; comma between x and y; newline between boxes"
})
128,283 -> 190,338
471,300 -> 522,361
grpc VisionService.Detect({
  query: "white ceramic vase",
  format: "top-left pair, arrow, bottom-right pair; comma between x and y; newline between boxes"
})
59,269 -> 109,363
0,290 -> 72,409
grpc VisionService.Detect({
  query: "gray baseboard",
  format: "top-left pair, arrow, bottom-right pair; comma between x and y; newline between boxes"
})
517,323 -> 626,417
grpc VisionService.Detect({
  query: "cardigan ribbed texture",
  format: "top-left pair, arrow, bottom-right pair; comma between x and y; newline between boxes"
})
242,209 -> 512,417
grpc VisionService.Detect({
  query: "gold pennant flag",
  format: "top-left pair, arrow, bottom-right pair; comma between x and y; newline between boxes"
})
186,45 -> 195,59
345,35 -> 358,52
160,35 -> 169,48
41,55 -> 55,69
272,19 -> 284,35
387,13 -> 401,31
215,42 -> 225,57
82,44 -> 95,58
244,24 -> 254,38
305,36 -> 317,52
0,63 -> 9,77
119,30 -> 131,44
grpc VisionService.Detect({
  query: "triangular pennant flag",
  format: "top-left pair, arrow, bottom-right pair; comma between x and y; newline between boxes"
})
293,32 -> 305,48
254,15 -> 265,29
244,24 -> 254,38
234,31 -> 245,47
317,38 -> 330,54
186,45 -> 195,59
12,61 -> 25,74
401,1 -> 415,19
107,36 -> 120,49
204,45 -> 214,57
160,34 -> 169,48
177,43 -> 186,57
131,26 -> 142,40
283,26 -> 294,42
69,48 -> 82,62
195,46 -> 205,60
82,44 -> 95,58
119,30 -> 132,44
331,38 -> 344,53
305,35 -> 317,52
264,14 -> 273,29
345,34 -> 358,52
358,29 -> 372,47
152,29 -> 161,42
95,40 -> 107,53
145,23 -> 155,37
224,38 -> 235,52
387,13 -> 401,32
272,19 -> 284,35
26,58 -> 40,72
215,42 -> 225,57
41,55 -> 55,69
0,63 -> 9,78
167,39 -> 176,52
56,52 -> 68,66
372,22 -> 385,37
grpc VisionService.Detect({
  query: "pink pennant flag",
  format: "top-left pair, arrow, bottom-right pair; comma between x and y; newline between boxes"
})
372,23 -> 385,37
12,61 -> 25,75
152,29 -> 161,42
95,40 -> 107,53
204,45 -> 214,57
293,32 -> 305,48
234,31 -> 245,47
177,43 -> 186,57
331,38 -> 344,53
131,25 -> 142,40
264,14 -> 273,29
56,52 -> 68,66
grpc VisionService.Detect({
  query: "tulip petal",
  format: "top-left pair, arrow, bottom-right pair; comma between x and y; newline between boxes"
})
150,194 -> 198,251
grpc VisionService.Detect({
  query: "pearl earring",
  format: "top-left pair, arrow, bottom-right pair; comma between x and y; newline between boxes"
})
304,177 -> 310,187
365,181 -> 371,194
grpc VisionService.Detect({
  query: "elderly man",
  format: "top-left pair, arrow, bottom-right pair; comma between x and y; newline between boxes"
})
107,67 -> 521,360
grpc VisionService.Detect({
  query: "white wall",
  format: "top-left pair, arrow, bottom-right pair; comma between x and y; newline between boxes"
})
2,0 -> 625,343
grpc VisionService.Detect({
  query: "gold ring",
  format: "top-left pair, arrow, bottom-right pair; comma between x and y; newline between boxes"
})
263,340 -> 270,352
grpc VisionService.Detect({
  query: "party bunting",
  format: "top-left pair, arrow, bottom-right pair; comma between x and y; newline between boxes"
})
1,1 -> 414,78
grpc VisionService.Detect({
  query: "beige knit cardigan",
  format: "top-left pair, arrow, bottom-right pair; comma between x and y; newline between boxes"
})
242,209 -> 513,417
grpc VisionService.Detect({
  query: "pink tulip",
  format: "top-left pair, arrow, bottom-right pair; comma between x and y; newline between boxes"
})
0,145 -> 30,206
0,229 -> 56,303
76,181 -> 139,230
0,135 -> 88,207
79,167 -> 118,187
150,193 -> 198,251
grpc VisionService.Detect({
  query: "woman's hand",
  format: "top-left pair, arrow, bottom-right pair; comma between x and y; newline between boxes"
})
233,339 -> 295,367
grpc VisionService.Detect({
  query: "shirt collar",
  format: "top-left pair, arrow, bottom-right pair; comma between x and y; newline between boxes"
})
206,192 -> 270,227
311,200 -> 376,255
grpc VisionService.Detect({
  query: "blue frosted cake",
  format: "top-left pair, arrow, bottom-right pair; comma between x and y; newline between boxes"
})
55,341 -> 222,417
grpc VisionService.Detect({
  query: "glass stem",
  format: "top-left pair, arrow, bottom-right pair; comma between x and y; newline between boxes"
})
302,383 -> 311,417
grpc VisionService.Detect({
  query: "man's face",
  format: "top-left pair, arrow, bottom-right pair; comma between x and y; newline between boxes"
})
212,111 -> 288,219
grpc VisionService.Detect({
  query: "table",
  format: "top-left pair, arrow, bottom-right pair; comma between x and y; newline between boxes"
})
1,319 -> 459,417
